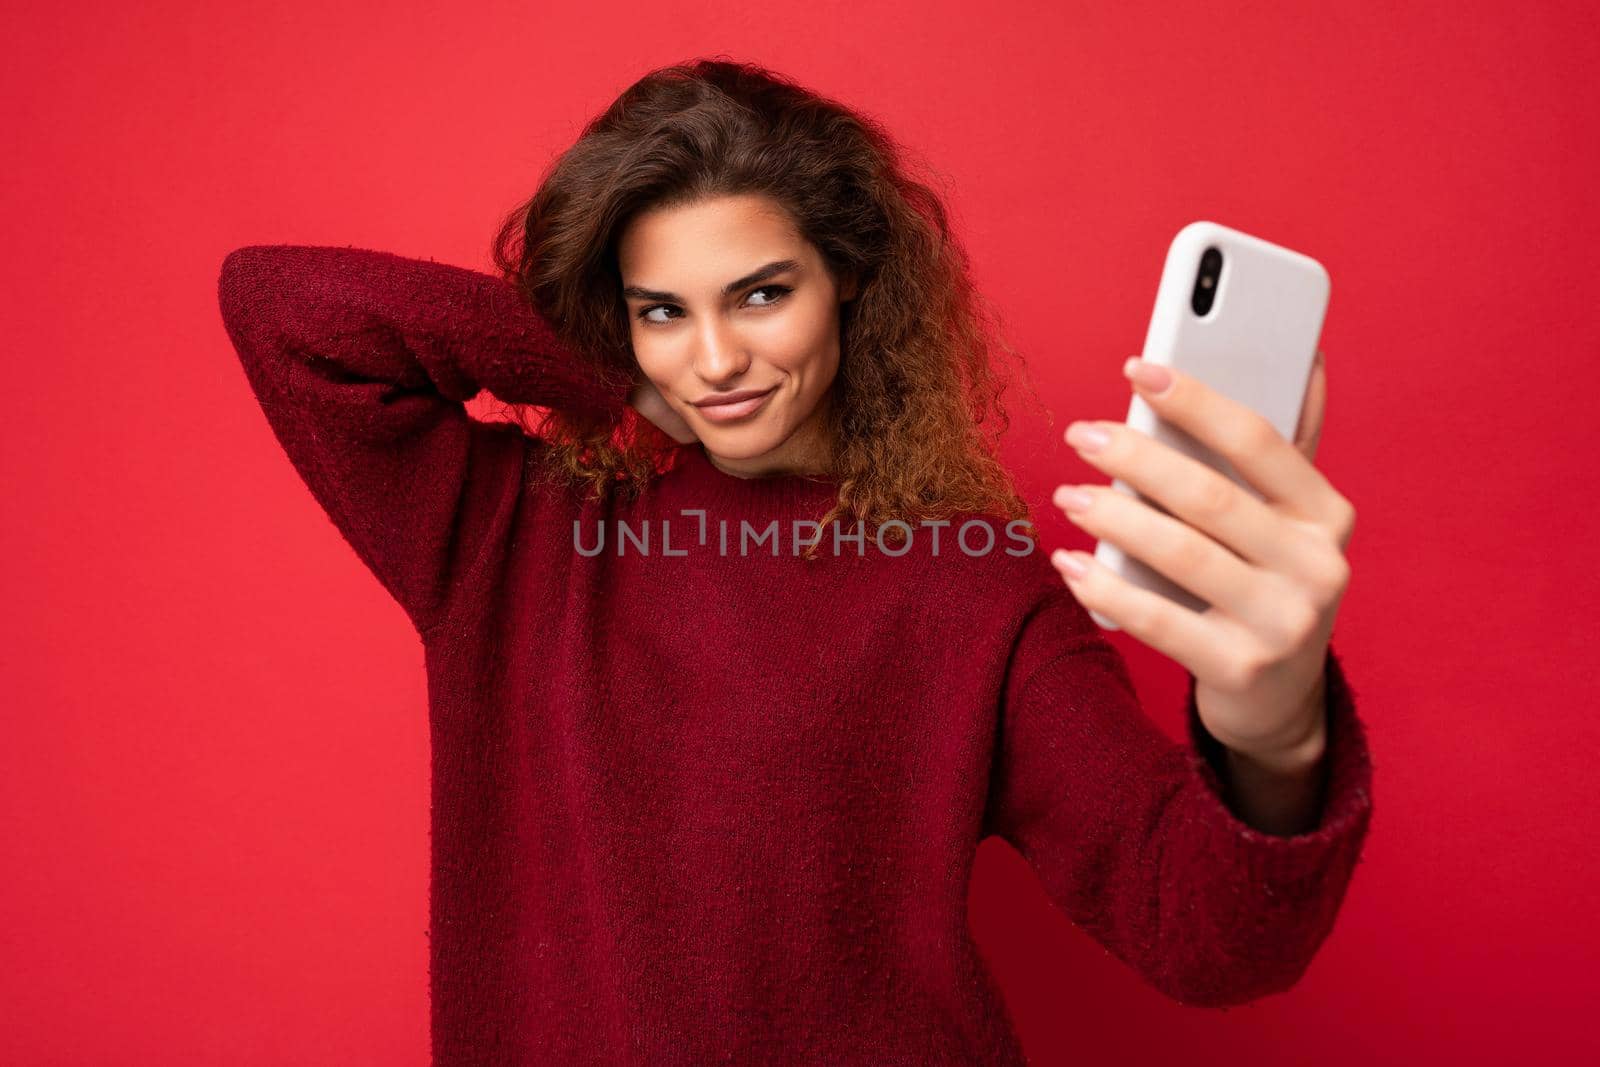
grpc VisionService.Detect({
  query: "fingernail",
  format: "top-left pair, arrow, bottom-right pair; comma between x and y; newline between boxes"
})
1124,357 -> 1172,396
1052,549 -> 1088,580
1053,485 -> 1093,513
1066,421 -> 1111,452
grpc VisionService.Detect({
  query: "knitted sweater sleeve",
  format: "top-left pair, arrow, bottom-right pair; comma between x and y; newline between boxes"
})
982,588 -> 1374,1008
216,244 -> 630,637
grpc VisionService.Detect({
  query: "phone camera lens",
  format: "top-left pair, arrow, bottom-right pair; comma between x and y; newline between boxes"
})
1191,247 -> 1223,316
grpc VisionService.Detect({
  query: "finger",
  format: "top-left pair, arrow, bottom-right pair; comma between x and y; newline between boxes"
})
1054,481 -> 1297,636
1066,420 -> 1331,580
1123,356 -> 1348,534
1050,547 -> 1239,681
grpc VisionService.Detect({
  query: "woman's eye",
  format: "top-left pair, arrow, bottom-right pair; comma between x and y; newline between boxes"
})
634,285 -> 792,326
746,284 -> 792,307
638,305 -> 675,325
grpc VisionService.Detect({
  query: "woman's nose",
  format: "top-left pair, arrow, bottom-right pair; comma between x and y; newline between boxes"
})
693,319 -> 751,382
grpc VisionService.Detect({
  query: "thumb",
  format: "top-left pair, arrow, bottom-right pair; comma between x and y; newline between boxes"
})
1293,348 -> 1327,462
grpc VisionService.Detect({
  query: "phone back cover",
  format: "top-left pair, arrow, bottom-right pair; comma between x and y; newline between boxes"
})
1090,220 -> 1330,629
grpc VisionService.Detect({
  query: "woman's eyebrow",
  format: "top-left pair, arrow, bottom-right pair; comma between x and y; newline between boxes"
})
622,259 -> 801,302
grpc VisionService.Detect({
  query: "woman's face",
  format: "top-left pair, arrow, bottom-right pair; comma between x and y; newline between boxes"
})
618,193 -> 856,479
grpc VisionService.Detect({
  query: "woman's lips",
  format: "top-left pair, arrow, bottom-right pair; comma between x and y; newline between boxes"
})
693,385 -> 777,423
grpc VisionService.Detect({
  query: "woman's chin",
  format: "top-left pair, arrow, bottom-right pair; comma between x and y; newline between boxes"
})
692,422 -> 780,458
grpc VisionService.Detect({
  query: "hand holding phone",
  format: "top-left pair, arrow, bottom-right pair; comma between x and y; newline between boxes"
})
1050,220 -> 1357,785
1084,221 -> 1330,630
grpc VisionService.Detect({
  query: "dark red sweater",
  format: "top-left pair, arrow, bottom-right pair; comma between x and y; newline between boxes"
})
216,244 -> 1374,1066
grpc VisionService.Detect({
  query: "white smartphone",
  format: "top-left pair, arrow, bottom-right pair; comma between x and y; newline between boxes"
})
1088,220 -> 1330,630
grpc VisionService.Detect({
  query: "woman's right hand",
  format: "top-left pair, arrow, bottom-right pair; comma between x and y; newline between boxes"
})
628,375 -> 700,444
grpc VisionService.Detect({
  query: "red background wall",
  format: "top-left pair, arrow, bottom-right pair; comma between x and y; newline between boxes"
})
4,2 -> 1595,1062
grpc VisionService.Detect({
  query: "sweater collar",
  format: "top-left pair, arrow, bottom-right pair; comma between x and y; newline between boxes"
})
664,443 -> 842,514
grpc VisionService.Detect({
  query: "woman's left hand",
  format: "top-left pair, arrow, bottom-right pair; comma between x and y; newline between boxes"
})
1049,350 -> 1354,775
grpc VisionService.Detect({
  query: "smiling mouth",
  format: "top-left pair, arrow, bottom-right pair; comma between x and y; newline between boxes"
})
693,385 -> 777,407
692,385 -> 778,422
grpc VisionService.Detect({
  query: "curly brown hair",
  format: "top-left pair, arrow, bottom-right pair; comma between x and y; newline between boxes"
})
489,56 -> 1051,559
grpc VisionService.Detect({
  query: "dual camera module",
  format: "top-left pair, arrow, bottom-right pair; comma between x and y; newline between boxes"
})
1191,246 -> 1223,316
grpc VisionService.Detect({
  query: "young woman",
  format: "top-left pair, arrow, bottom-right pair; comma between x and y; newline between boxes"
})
218,58 -> 1372,1067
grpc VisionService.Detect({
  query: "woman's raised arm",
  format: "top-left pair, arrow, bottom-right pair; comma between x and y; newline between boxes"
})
983,587 -> 1374,1008
216,243 -> 629,638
